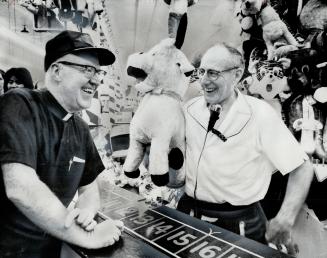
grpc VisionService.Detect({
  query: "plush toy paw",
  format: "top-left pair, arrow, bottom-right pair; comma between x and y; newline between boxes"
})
124,169 -> 140,179
168,148 -> 184,169
151,173 -> 169,186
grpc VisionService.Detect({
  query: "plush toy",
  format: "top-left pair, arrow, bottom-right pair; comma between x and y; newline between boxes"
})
300,0 -> 327,33
247,49 -> 289,100
163,0 -> 198,38
123,14 -> 194,187
238,0 -> 299,60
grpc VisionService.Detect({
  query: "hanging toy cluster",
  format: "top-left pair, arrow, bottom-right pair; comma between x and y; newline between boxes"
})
18,0 -> 104,31
237,0 -> 327,219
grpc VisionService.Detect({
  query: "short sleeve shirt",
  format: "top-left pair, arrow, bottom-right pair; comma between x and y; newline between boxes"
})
0,88 -> 105,236
184,92 -> 308,205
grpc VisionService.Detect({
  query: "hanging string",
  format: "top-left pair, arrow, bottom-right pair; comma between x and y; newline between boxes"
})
13,0 -> 16,32
133,0 -> 139,52
7,0 -> 11,29
144,0 -> 157,50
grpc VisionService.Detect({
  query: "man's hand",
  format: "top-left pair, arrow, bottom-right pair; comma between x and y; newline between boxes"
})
65,208 -> 97,231
87,218 -> 124,249
265,217 -> 298,256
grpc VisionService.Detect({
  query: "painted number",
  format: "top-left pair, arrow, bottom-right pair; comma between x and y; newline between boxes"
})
167,231 -> 197,246
151,221 -> 174,235
130,215 -> 154,225
190,241 -> 223,258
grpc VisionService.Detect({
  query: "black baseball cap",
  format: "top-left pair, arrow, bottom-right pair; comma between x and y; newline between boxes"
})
44,30 -> 115,71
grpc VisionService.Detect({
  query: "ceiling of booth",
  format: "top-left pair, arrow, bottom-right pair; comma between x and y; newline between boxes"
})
0,0 -> 246,83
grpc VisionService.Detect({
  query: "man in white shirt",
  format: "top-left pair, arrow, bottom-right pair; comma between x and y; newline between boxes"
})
178,42 -> 313,254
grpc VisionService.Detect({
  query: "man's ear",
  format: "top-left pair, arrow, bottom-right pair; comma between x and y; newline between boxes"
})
235,67 -> 244,82
49,63 -> 62,82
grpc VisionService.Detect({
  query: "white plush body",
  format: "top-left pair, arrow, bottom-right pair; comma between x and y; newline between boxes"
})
123,38 -> 194,186
127,94 -> 185,177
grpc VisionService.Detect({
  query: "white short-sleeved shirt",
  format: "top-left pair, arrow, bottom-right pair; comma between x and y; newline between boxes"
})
184,92 -> 308,205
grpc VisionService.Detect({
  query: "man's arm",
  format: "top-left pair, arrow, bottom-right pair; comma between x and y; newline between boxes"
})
265,160 -> 314,253
2,162 -> 123,249
65,180 -> 102,231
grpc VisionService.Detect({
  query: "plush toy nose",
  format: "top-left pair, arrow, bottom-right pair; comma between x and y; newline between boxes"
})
245,1 -> 251,8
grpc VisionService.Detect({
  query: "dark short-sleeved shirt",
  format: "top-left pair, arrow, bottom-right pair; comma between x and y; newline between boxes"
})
0,88 -> 105,243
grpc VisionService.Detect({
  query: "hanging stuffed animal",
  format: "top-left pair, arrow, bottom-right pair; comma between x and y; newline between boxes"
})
300,0 -> 327,34
238,0 -> 300,60
241,48 -> 290,115
247,48 -> 289,100
163,0 -> 198,39
123,14 -> 194,187
282,48 -> 327,159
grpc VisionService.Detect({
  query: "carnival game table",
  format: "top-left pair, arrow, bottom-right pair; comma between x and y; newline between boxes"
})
70,186 -> 291,258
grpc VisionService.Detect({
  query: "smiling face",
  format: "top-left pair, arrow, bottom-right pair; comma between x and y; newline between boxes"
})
199,45 -> 243,106
7,75 -> 24,90
49,52 -> 101,113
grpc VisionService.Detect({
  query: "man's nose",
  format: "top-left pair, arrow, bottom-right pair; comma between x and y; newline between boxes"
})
200,74 -> 211,86
89,76 -> 100,88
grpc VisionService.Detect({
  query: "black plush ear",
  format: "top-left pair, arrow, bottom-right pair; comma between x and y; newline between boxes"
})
175,13 -> 188,49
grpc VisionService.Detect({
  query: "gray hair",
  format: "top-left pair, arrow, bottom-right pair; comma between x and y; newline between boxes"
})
205,42 -> 245,70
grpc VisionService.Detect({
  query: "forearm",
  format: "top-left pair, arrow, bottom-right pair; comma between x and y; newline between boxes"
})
3,163 -> 101,248
13,181 -> 96,247
76,180 -> 101,215
276,160 -> 314,225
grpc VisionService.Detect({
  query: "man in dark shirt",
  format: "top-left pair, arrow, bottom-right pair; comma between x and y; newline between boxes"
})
0,30 -> 123,258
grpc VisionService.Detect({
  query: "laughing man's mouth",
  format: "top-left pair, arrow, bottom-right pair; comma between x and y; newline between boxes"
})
81,86 -> 94,94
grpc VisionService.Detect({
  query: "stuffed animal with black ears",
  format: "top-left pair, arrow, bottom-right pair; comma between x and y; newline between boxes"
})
123,14 -> 194,187
163,0 -> 198,38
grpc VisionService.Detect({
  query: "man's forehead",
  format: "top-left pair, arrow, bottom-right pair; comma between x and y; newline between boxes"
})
56,53 -> 100,67
201,47 -> 232,69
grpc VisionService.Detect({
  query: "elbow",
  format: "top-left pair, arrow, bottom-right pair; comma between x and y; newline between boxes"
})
5,186 -> 29,208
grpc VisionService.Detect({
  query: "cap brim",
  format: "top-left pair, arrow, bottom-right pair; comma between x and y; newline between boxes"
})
72,47 -> 115,65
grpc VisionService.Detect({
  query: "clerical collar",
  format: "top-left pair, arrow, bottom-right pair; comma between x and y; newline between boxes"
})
43,90 -> 73,121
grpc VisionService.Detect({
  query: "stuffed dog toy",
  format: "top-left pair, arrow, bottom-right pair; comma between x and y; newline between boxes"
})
123,14 -> 194,187
239,0 -> 299,60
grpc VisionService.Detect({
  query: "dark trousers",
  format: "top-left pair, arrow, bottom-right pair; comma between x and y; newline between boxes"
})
177,193 -> 268,244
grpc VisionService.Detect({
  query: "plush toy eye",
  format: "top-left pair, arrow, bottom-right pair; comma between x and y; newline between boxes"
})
273,68 -> 279,77
152,53 -> 156,56
139,52 -> 144,54
176,63 -> 181,67
302,65 -> 309,73
273,67 -> 283,77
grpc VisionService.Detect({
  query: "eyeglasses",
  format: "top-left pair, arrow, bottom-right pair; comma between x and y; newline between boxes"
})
197,67 -> 239,81
57,61 -> 102,78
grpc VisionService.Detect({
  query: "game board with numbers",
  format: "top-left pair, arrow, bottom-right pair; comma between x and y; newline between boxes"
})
73,186 -> 291,258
